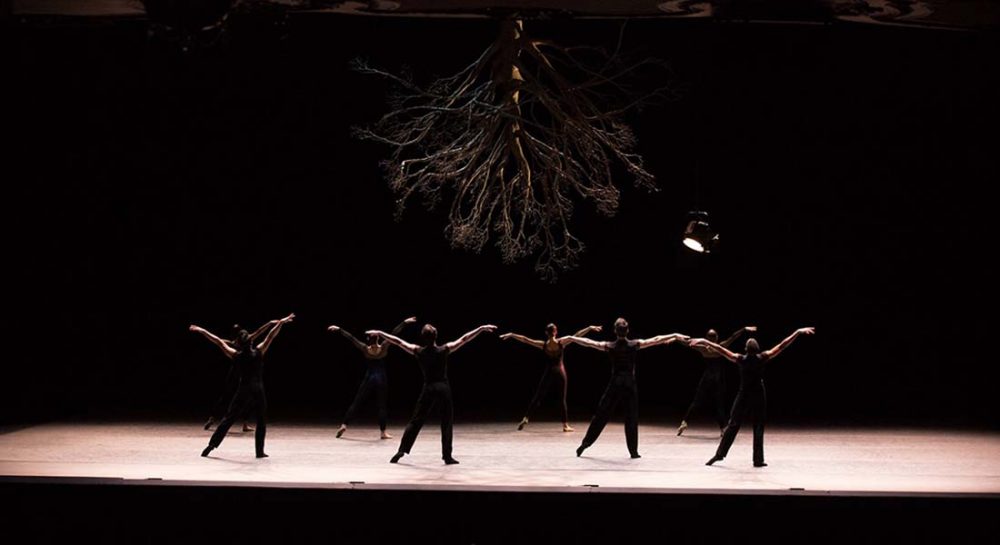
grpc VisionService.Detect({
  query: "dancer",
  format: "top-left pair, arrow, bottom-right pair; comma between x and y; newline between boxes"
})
367,323 -> 497,465
192,313 -> 295,459
677,326 -> 757,436
500,324 -> 603,432
203,319 -> 280,432
328,316 -> 417,439
565,318 -> 688,459
693,327 -> 816,467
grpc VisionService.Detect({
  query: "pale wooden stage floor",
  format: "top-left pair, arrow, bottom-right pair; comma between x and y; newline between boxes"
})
2,422 -> 998,496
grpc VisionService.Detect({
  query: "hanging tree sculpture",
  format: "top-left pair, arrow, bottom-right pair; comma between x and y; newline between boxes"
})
354,19 -> 669,281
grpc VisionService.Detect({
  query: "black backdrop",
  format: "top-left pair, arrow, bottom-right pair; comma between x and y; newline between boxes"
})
5,15 -> 997,428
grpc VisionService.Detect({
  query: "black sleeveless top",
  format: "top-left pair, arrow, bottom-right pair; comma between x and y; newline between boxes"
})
737,353 -> 769,390
233,346 -> 264,387
415,344 -> 450,383
608,339 -> 640,376
542,339 -> 564,366
362,343 -> 389,374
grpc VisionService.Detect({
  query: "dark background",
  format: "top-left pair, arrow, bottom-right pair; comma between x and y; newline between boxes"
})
4,15 -> 997,428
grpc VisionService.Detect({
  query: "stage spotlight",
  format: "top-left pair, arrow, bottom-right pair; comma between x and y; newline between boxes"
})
682,211 -> 718,253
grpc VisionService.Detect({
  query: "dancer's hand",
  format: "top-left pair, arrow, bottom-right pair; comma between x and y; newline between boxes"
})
482,325 -> 498,333
745,326 -> 758,332
591,325 -> 603,333
327,325 -> 340,332
188,325 -> 201,333
281,313 -> 295,323
404,316 -> 417,324
499,333 -> 513,340
797,327 -> 815,335
365,330 -> 380,337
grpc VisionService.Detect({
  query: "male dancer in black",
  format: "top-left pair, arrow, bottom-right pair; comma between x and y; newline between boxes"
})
192,313 -> 295,459
565,318 -> 689,459
328,316 -> 417,439
367,323 -> 497,465
204,319 -> 280,432
677,326 -> 756,436
500,324 -> 603,432
692,327 -> 815,467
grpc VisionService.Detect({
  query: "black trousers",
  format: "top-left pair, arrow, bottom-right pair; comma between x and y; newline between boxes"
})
208,383 -> 268,456
343,371 -> 389,431
523,364 -> 569,423
715,385 -> 767,464
397,381 -> 454,458
682,369 -> 729,429
580,374 -> 639,456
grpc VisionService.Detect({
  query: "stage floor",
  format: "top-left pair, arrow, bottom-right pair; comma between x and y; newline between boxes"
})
1,421 -> 998,496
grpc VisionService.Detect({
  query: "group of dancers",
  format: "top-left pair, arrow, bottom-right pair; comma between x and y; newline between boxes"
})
190,315 -> 814,467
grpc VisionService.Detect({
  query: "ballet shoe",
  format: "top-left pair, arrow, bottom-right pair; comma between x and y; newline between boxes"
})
256,453 -> 269,459
676,420 -> 688,436
203,418 -> 216,431
201,446 -> 214,457
390,452 -> 404,464
753,462 -> 768,468
630,452 -> 641,459
517,417 -> 528,431
243,424 -> 255,433
576,445 -> 586,457
443,457 -> 460,465
336,426 -> 347,438
706,455 -> 723,466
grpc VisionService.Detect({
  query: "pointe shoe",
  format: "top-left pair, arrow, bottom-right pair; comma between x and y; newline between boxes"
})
517,417 -> 528,431
443,457 -> 460,465
203,418 -> 216,431
563,424 -> 575,432
390,452 -> 404,464
380,431 -> 393,439
201,446 -> 214,457
336,425 -> 347,438
706,455 -> 723,466
676,420 -> 688,436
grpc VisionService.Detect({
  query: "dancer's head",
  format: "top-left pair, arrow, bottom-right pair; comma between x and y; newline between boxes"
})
421,324 -> 438,345
745,338 -> 760,355
545,323 -> 557,338
231,325 -> 251,351
706,329 -> 719,343
614,318 -> 629,338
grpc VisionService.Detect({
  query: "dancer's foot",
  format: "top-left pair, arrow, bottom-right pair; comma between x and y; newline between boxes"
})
753,462 -> 768,468
563,423 -> 575,432
203,418 -> 216,431
390,452 -> 404,464
706,455 -> 723,466
380,430 -> 393,439
242,423 -> 255,433
630,452 -> 641,459
336,425 -> 347,438
201,446 -> 214,457
443,457 -> 460,465
676,420 -> 688,436
576,445 -> 586,457
256,453 -> 269,459
517,417 -> 528,431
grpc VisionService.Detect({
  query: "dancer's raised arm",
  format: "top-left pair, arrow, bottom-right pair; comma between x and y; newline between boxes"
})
328,325 -> 367,352
190,325 -> 237,359
367,330 -> 420,355
500,332 -> 544,349
720,326 -> 756,348
258,313 -> 295,354
563,336 -> 609,351
559,325 -> 603,346
762,327 -> 815,359
444,325 -> 498,352
391,316 -> 418,336
689,338 -> 739,362
637,333 -> 689,350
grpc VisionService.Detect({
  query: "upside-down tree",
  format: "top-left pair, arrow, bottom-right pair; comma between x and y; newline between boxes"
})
354,19 -> 670,281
